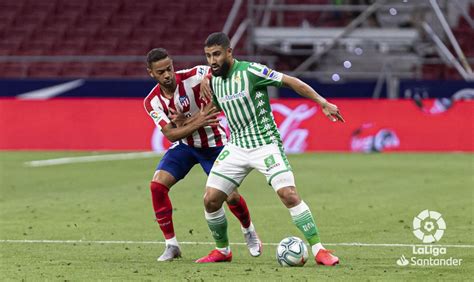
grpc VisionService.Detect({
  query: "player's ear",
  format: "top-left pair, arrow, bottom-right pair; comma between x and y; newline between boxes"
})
226,47 -> 233,57
147,68 -> 154,78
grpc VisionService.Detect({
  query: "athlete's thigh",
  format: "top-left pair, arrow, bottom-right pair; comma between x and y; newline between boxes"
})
194,146 -> 224,175
152,170 -> 177,188
156,143 -> 198,182
251,143 -> 295,190
206,143 -> 252,195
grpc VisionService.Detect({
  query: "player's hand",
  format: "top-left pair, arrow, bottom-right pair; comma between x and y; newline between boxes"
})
169,108 -> 186,127
202,101 -> 220,114
200,75 -> 213,102
321,101 -> 345,123
196,104 -> 221,127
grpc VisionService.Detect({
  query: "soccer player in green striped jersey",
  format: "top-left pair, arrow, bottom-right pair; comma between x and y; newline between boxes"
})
195,32 -> 344,266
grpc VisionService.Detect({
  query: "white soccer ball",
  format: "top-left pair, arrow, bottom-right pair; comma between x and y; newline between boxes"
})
276,236 -> 309,267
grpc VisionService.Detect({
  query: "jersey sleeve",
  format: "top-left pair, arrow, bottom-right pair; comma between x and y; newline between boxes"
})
176,65 -> 211,85
246,62 -> 284,89
196,65 -> 211,79
143,99 -> 171,131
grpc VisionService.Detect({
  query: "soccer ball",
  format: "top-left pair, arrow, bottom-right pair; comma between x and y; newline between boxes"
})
276,236 -> 309,267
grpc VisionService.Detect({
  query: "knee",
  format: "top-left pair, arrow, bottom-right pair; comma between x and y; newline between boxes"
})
152,170 -> 176,188
203,188 -> 226,212
277,187 -> 301,208
203,194 -> 221,212
225,191 -> 241,206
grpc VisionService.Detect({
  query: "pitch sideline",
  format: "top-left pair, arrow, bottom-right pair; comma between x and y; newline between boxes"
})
24,152 -> 161,167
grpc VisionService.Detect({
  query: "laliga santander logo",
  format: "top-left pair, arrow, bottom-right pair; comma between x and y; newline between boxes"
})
395,210 -> 459,267
412,209 -> 446,243
396,255 -> 410,266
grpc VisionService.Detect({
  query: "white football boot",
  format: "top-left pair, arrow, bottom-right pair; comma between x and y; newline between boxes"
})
157,245 -> 182,262
242,223 -> 262,257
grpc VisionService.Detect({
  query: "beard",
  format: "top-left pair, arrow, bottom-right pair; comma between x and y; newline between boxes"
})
158,78 -> 176,94
211,60 -> 231,78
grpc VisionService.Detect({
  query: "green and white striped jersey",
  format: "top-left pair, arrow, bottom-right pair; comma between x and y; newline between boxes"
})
211,59 -> 284,149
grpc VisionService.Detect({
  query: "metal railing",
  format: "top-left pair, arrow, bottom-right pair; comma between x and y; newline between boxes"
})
240,0 -> 474,95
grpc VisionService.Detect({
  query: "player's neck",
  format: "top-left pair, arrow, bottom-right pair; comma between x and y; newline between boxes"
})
160,83 -> 176,99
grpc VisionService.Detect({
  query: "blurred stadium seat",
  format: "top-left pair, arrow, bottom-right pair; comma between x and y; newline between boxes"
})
27,62 -> 63,78
0,0 -> 471,81
123,62 -> 148,78
90,62 -> 127,78
60,62 -> 93,78
0,0 -> 236,77
0,62 -> 28,78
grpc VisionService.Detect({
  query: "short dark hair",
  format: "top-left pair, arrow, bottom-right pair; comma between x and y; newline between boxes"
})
205,32 -> 230,49
146,48 -> 169,67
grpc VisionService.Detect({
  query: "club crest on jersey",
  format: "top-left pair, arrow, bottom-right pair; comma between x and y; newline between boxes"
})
179,96 -> 190,108
234,74 -> 241,84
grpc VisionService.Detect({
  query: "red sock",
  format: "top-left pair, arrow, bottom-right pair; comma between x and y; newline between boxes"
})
150,181 -> 174,239
227,195 -> 251,228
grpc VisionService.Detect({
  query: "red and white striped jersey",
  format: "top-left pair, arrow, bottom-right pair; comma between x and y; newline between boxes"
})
143,65 -> 228,148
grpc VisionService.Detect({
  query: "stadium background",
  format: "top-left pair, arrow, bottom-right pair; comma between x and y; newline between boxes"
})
0,0 -> 473,280
0,0 -> 472,152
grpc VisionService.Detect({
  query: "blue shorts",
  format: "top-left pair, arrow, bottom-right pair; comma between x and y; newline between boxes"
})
156,143 -> 223,181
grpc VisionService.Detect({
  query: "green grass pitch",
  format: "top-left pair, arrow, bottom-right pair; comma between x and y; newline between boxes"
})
0,151 -> 472,280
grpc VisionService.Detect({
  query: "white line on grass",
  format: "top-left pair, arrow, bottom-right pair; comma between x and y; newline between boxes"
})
1,240 -> 473,248
24,152 -> 162,167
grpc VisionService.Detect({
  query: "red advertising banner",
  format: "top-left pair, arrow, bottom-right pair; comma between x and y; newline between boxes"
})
0,99 -> 153,150
0,98 -> 472,152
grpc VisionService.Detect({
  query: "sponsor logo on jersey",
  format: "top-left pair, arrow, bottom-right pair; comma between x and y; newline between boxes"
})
179,96 -> 190,108
264,155 -> 276,168
262,67 -> 278,80
198,67 -> 206,76
264,155 -> 280,171
220,91 -> 246,102
150,111 -> 161,121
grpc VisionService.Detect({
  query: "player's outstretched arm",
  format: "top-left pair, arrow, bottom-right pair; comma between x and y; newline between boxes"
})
281,74 -> 345,123
161,104 -> 220,142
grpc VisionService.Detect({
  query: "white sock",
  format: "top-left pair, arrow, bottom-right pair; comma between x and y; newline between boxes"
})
165,236 -> 179,247
241,222 -> 255,233
311,242 -> 325,256
216,246 -> 231,255
204,207 -> 225,220
288,201 -> 309,216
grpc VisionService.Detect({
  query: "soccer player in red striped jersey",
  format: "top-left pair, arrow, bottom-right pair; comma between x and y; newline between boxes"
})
144,48 -> 262,262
